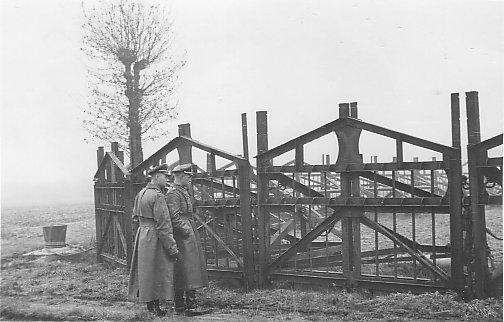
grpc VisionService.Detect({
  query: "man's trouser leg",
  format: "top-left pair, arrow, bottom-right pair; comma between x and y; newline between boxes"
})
174,290 -> 185,313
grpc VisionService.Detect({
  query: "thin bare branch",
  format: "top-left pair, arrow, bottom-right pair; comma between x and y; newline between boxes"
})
82,0 -> 184,164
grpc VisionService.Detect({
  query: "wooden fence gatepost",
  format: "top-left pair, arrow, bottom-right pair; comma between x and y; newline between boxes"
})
466,91 -> 489,298
178,123 -> 193,164
335,102 -> 363,289
124,174 -> 134,269
95,146 -> 105,263
256,111 -> 270,287
238,159 -> 255,289
448,93 -> 464,295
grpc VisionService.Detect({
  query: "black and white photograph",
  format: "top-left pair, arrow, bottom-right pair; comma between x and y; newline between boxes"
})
1,0 -> 503,320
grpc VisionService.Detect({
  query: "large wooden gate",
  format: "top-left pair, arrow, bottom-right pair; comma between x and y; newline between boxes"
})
93,91 -> 501,297
255,104 -> 464,294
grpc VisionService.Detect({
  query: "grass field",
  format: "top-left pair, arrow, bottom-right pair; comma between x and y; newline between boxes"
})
0,203 -> 502,321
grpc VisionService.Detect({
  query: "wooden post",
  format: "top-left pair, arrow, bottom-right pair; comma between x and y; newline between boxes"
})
241,113 -> 249,160
177,123 -> 193,164
95,146 -> 105,262
94,182 -> 102,263
206,153 -> 216,172
466,91 -> 488,298
124,175 -> 134,269
350,102 -> 358,118
396,139 -> 404,166
256,111 -> 270,287
448,92 -> 464,295
238,159 -> 255,289
97,146 -> 105,166
451,93 -> 461,149
339,103 -> 350,118
111,142 -> 120,183
97,147 -> 105,182
295,143 -> 304,172
335,103 -> 363,289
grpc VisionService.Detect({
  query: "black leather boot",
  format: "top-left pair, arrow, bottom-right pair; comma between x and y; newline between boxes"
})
146,301 -> 156,313
154,300 -> 168,316
185,290 -> 197,310
184,290 -> 211,316
146,300 -> 167,316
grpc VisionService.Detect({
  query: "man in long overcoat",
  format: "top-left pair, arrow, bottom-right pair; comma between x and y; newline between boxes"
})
128,164 -> 190,316
166,163 -> 209,316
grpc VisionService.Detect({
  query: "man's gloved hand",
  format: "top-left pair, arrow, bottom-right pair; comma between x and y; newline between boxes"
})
169,251 -> 183,261
183,227 -> 191,239
167,248 -> 183,261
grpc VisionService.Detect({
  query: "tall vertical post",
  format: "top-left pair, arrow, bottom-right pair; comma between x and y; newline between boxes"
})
97,147 -> 105,181
177,123 -> 193,164
466,91 -> 488,298
339,103 -> 350,118
350,102 -> 358,118
295,143 -> 304,171
238,159 -> 255,289
110,142 -> 120,183
451,93 -> 461,149
448,93 -> 464,294
241,113 -> 250,160
335,103 -> 363,289
124,174 -> 134,269
94,147 -> 104,263
256,111 -> 270,287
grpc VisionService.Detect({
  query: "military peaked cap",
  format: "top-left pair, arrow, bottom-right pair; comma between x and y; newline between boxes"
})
148,163 -> 170,176
171,163 -> 194,175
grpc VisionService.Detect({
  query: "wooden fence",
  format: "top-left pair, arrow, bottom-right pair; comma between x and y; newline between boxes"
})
93,91 -> 502,298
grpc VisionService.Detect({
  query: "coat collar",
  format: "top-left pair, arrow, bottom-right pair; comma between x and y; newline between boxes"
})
146,182 -> 162,191
172,183 -> 188,191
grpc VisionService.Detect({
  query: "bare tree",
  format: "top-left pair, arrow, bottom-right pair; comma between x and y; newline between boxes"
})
82,0 -> 185,167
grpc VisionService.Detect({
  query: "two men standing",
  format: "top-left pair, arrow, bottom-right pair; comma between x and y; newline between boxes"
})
128,163 -> 208,317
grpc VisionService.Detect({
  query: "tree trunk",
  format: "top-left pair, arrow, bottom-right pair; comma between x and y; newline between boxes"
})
124,62 -> 144,168
129,106 -> 143,168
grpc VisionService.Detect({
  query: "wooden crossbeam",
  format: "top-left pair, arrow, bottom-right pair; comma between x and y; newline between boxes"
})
193,212 -> 243,267
355,171 -> 440,197
290,245 -> 342,261
113,215 -> 127,254
267,209 -> 343,271
193,177 -> 257,198
361,216 -> 450,282
307,208 -> 343,238
270,219 -> 295,247
97,212 -> 113,256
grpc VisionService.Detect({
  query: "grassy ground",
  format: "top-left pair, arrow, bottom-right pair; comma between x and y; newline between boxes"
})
0,203 -> 502,321
1,249 -> 502,321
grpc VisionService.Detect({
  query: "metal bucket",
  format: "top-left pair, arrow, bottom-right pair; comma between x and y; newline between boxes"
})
42,225 -> 67,248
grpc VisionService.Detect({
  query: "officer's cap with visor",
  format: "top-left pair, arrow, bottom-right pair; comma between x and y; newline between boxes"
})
171,163 -> 194,176
148,163 -> 171,176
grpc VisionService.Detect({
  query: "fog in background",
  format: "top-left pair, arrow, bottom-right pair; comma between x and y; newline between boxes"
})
1,0 -> 503,208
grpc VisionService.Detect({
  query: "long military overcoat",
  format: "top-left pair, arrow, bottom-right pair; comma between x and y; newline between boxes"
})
166,184 -> 209,291
128,183 -> 181,302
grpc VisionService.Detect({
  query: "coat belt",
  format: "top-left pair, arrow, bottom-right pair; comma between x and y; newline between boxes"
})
139,217 -> 156,227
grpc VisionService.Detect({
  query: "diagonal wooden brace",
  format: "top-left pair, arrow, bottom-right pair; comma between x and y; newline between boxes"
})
267,209 -> 343,272
361,216 -> 450,282
193,212 -> 244,267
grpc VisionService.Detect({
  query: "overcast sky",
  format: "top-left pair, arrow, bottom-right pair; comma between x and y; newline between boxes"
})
1,0 -> 503,208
